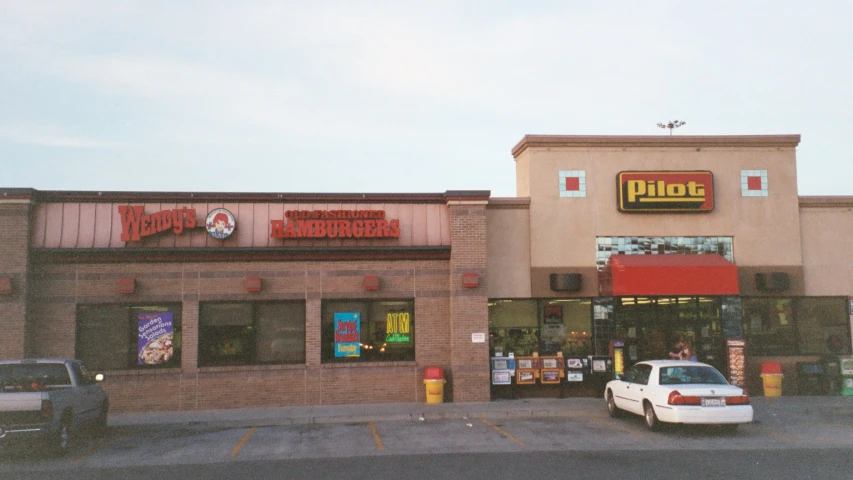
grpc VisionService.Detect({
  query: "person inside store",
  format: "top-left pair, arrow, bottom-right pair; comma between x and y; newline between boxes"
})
668,341 -> 686,360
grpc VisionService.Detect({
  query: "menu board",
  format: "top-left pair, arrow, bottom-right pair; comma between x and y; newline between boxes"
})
726,339 -> 746,387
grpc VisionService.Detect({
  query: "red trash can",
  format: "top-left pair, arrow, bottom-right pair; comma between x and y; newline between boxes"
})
423,367 -> 445,404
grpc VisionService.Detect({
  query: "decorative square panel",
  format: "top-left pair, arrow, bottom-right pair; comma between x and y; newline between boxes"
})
741,170 -> 768,197
559,170 -> 586,197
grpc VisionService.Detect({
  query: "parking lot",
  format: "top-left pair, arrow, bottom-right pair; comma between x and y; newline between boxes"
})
2,396 -> 852,473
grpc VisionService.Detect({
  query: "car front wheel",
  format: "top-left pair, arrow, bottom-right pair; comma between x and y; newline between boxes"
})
643,403 -> 660,431
606,391 -> 621,418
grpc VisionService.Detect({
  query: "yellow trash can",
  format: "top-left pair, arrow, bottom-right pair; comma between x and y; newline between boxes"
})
761,374 -> 783,397
761,362 -> 783,397
424,367 -> 445,404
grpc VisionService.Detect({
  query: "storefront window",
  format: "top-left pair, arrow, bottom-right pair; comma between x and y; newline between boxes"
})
76,304 -> 182,371
199,301 -> 305,367
488,299 -> 592,357
742,298 -> 799,355
795,297 -> 851,355
613,297 -> 727,372
592,298 -> 615,355
321,299 -> 415,363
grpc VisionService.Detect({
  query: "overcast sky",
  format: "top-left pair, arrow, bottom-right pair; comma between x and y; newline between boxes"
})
1,1 -> 851,197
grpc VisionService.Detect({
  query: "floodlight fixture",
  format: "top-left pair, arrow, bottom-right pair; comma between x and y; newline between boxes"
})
657,120 -> 686,135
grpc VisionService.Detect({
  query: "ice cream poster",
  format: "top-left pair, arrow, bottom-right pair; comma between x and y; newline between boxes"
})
334,312 -> 360,357
138,312 -> 174,365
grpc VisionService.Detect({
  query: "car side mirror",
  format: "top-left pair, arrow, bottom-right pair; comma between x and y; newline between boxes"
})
614,373 -> 624,380
95,373 -> 104,382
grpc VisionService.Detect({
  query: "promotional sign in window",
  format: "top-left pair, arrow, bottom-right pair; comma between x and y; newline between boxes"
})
138,312 -> 174,365
617,171 -> 714,212
334,312 -> 361,357
385,311 -> 411,343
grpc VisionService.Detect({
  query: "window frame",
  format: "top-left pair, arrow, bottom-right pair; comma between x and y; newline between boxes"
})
321,298 -> 416,364
75,303 -> 182,371
198,300 -> 306,368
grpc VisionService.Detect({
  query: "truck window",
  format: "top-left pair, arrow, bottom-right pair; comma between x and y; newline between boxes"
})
0,364 -> 72,391
72,363 -> 95,386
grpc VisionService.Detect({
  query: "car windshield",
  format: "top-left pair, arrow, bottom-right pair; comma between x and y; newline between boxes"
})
658,366 -> 728,385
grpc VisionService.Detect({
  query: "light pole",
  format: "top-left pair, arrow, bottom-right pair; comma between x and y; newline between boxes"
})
657,120 -> 686,135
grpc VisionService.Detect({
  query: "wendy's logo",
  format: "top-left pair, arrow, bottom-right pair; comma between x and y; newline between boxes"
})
206,208 -> 236,239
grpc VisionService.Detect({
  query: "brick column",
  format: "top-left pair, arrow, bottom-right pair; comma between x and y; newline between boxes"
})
447,196 -> 490,402
0,196 -> 33,360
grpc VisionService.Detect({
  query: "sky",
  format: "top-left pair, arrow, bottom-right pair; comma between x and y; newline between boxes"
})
1,1 -> 852,197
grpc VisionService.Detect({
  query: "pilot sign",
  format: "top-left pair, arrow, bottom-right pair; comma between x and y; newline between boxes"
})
617,171 -> 714,212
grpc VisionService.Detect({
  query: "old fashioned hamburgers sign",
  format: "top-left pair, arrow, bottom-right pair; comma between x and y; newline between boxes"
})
270,210 -> 400,239
617,171 -> 714,212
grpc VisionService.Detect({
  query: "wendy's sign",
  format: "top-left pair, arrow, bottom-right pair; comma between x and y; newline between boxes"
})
617,171 -> 714,212
270,210 -> 400,239
118,206 -> 198,242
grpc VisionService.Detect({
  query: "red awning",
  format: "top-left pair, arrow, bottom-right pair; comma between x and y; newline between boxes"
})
602,254 -> 739,296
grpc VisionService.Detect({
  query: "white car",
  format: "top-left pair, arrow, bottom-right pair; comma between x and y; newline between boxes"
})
604,360 -> 753,432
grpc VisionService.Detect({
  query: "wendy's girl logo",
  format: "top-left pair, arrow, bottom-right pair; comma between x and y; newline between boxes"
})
206,208 -> 236,239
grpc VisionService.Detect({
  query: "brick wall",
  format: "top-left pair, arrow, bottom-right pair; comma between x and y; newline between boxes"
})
28,259 -> 457,412
0,202 -> 31,360
448,201 -> 491,402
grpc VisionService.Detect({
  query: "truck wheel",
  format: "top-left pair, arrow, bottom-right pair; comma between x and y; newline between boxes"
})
94,401 -> 109,437
51,419 -> 72,456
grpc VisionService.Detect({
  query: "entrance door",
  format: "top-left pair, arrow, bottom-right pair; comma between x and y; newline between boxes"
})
615,297 -> 726,372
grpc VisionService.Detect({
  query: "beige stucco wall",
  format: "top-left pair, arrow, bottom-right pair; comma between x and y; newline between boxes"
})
486,199 -> 532,298
512,136 -> 803,273
799,198 -> 853,296
514,149 -> 531,198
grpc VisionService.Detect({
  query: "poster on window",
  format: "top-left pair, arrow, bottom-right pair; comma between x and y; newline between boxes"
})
542,305 -> 564,353
335,312 -> 361,357
138,312 -> 174,365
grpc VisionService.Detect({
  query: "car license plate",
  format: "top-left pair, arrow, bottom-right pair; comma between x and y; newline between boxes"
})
702,397 -> 725,407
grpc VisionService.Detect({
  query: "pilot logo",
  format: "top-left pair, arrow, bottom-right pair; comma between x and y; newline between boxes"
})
617,171 -> 714,212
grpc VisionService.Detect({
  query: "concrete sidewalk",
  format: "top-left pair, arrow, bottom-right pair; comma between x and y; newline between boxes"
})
109,395 -> 853,429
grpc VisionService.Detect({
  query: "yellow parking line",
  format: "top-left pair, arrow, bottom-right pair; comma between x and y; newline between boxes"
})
369,422 -> 384,450
71,432 -> 135,464
231,427 -> 257,457
479,417 -> 525,446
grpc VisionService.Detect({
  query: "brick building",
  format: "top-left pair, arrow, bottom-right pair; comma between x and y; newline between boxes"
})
1,134 -> 851,412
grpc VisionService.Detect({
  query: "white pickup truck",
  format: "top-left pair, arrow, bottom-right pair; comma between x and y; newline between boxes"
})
0,359 -> 109,455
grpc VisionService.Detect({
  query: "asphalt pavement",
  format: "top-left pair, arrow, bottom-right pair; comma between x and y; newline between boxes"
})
109,395 -> 853,429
